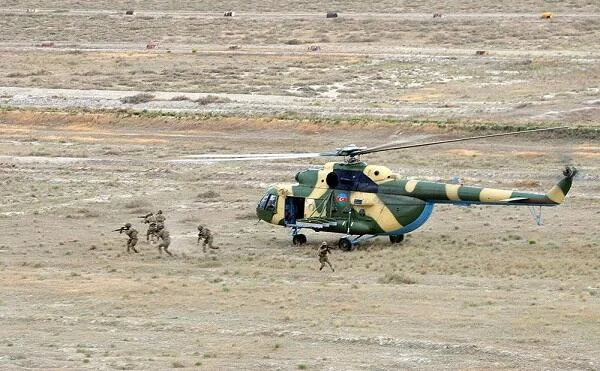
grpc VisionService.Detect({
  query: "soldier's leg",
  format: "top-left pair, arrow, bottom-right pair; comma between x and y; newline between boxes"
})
158,243 -> 163,255
163,242 -> 173,256
208,235 -> 218,249
130,239 -> 139,253
324,257 -> 334,271
202,237 -> 207,253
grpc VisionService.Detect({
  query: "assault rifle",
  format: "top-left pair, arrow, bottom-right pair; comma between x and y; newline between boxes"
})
113,226 -> 128,233
138,212 -> 154,222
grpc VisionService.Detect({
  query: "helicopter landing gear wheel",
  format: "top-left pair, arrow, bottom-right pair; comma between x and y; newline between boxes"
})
292,234 -> 307,245
389,234 -> 404,244
338,237 -> 353,251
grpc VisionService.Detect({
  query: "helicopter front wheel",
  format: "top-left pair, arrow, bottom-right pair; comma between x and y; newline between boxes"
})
292,234 -> 307,245
389,234 -> 404,244
338,237 -> 354,251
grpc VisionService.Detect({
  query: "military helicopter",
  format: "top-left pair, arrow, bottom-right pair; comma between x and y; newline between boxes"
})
185,127 -> 576,250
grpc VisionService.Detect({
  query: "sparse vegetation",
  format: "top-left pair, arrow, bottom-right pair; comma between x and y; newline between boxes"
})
197,190 -> 220,199
378,272 -> 417,285
170,95 -> 190,101
120,93 -> 155,104
195,95 -> 232,105
123,199 -> 151,209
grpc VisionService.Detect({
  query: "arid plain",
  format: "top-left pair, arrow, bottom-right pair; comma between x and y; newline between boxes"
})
1,1 -> 599,369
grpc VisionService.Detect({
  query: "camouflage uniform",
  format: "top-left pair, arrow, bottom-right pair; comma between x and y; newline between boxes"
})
156,227 -> 172,256
197,225 -> 216,252
318,242 -> 334,272
124,223 -> 139,253
155,210 -> 166,230
144,213 -> 158,242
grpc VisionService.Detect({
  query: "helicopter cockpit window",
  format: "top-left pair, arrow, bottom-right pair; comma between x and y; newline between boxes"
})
258,194 -> 270,209
266,194 -> 278,210
331,170 -> 378,192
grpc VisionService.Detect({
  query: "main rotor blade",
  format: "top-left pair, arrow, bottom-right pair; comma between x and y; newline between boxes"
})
356,126 -> 568,155
171,152 -> 323,163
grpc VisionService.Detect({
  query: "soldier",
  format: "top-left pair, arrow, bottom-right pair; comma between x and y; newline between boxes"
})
318,241 -> 334,272
119,223 -> 139,253
142,212 -> 158,243
156,225 -> 173,256
155,209 -> 166,230
197,224 -> 217,252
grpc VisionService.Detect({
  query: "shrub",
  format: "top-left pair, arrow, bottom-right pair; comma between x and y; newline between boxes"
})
171,95 -> 190,101
120,93 -> 155,104
123,199 -> 151,209
197,190 -> 220,199
285,39 -> 303,45
378,273 -> 416,285
195,95 -> 231,105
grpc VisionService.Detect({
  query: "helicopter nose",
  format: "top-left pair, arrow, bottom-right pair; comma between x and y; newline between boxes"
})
256,188 -> 278,222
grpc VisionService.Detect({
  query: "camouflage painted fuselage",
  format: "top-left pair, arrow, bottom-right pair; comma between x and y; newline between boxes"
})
256,162 -> 575,236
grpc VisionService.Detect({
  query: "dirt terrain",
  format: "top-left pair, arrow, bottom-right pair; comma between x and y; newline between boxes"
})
1,1 -> 599,370
1,113 -> 599,370
1,2 -> 599,123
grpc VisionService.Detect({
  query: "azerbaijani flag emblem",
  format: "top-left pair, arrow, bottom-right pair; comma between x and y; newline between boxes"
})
336,193 -> 348,202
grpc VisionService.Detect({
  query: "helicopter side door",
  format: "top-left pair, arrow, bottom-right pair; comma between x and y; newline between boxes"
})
284,196 -> 305,225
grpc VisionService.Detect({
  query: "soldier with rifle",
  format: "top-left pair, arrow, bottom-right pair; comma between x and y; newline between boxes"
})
156,225 -> 173,256
114,222 -> 139,253
155,209 -> 166,229
197,224 -> 217,252
318,241 -> 334,272
139,212 -> 158,243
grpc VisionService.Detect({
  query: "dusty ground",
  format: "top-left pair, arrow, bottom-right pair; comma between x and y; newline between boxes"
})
1,2 -> 599,123
1,113 -> 599,370
1,1 -> 599,370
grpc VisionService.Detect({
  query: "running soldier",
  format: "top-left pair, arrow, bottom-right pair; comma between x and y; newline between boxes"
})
115,222 -> 139,253
197,225 -> 217,252
155,210 -> 166,230
156,225 -> 173,256
318,241 -> 334,272
142,212 -> 158,243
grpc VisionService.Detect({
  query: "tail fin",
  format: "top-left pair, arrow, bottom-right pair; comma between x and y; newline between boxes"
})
545,167 -> 577,204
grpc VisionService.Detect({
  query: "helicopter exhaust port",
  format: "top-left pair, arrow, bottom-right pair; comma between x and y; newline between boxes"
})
326,172 -> 339,188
